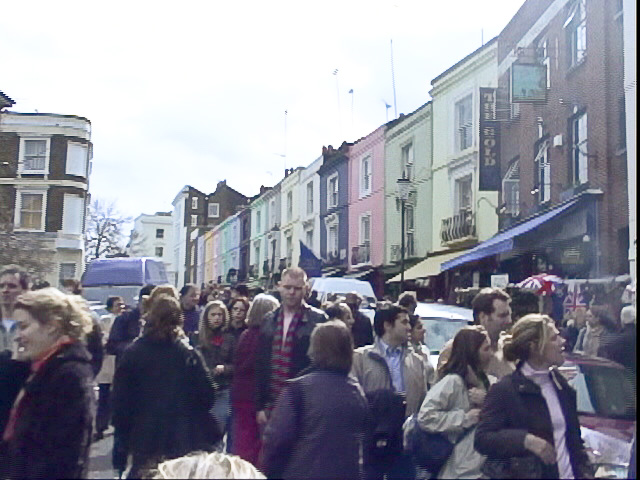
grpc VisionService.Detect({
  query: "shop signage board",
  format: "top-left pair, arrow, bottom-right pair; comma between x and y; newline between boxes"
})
479,87 -> 500,191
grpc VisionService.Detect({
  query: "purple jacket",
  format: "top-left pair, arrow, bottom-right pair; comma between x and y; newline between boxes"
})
261,369 -> 369,480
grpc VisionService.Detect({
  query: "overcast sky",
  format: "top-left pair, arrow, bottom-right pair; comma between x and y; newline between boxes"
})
1,0 -> 524,224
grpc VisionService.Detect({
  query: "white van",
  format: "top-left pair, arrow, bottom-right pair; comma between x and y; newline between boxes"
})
81,257 -> 169,307
308,277 -> 377,308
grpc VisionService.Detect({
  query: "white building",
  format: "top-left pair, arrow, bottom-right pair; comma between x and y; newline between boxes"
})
171,187 -> 189,287
429,39 -> 500,260
0,95 -> 92,287
128,212 -> 175,283
299,156 -> 322,259
280,167 -> 304,267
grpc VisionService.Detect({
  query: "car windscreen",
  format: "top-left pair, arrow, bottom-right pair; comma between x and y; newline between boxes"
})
419,317 -> 470,354
569,364 -> 636,420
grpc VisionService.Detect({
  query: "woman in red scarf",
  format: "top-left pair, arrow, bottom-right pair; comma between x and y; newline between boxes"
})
0,288 -> 95,479
196,300 -> 235,444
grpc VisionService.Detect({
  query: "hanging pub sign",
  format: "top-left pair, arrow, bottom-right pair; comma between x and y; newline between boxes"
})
479,87 -> 500,191
511,63 -> 547,103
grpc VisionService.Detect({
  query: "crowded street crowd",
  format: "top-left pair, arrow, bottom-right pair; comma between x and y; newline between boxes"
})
0,263 -> 636,479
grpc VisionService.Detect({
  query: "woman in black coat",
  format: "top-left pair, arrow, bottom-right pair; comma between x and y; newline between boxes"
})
475,314 -> 593,479
261,320 -> 369,480
0,288 -> 96,480
112,293 -> 220,478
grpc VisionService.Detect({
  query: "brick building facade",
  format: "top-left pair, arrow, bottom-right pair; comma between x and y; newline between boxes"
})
495,0 -> 628,279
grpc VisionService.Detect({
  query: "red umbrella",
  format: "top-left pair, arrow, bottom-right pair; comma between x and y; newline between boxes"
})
516,274 -> 563,295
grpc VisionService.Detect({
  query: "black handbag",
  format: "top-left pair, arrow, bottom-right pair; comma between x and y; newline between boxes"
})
406,415 -> 472,474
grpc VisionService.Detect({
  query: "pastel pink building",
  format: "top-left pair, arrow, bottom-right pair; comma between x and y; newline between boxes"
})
348,125 -> 386,273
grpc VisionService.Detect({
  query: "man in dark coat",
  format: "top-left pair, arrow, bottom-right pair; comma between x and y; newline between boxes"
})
255,268 -> 327,430
599,305 -> 635,375
106,284 -> 155,363
346,292 -> 374,348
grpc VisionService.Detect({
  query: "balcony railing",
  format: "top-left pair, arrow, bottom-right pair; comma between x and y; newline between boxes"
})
351,243 -> 371,265
441,208 -> 476,245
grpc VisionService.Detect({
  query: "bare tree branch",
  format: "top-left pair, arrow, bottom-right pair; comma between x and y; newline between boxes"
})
84,199 -> 131,263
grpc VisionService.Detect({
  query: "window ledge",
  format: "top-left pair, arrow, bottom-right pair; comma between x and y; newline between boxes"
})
13,228 -> 45,233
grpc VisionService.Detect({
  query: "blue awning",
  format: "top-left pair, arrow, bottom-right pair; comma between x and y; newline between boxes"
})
441,199 -> 580,272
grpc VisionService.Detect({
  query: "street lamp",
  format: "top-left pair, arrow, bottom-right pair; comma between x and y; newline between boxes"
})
396,177 -> 411,293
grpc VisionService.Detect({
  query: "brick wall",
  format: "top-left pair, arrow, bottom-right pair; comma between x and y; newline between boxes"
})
498,0 -> 628,276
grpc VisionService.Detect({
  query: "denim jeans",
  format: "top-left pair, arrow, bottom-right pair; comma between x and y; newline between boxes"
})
211,388 -> 231,438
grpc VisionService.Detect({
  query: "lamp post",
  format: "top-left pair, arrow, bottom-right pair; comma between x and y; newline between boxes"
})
397,177 -> 411,293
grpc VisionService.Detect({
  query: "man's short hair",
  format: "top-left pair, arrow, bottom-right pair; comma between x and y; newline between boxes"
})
0,265 -> 31,290
471,287 -> 511,324
373,305 -> 407,338
106,296 -> 124,311
398,291 -> 417,309
179,284 -> 197,297
140,284 -> 156,298
281,267 -> 307,283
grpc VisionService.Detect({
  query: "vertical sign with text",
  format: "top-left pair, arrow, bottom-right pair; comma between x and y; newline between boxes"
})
479,87 -> 500,191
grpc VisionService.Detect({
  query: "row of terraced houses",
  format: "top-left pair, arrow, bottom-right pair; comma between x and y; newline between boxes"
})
131,0 -> 634,299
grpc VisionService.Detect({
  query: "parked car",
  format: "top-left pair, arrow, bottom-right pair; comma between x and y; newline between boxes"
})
308,277 -> 377,307
81,257 -> 169,307
558,353 -> 635,479
414,302 -> 474,367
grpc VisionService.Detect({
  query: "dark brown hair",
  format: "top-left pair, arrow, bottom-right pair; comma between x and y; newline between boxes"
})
143,294 -> 184,341
439,325 -> 489,380
471,287 -> 511,324
308,320 -> 354,374
373,305 -> 407,337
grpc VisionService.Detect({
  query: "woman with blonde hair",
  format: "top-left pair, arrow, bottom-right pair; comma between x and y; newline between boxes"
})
475,314 -> 592,479
112,294 -> 220,478
229,294 -> 279,465
151,451 -> 265,479
0,288 -> 95,479
196,300 -> 235,441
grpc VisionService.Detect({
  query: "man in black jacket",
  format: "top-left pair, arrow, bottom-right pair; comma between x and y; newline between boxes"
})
106,284 -> 155,363
255,268 -> 327,429
346,292 -> 374,348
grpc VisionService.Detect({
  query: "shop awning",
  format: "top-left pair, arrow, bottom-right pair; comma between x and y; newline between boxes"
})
387,250 -> 471,283
441,198 -> 580,272
344,268 -> 373,279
